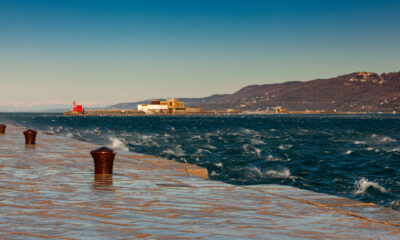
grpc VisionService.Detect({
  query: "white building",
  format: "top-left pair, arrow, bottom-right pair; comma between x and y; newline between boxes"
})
137,104 -> 168,114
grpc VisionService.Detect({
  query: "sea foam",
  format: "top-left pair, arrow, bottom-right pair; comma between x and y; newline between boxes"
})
265,168 -> 291,179
381,136 -> 396,143
109,136 -> 129,151
354,178 -> 387,194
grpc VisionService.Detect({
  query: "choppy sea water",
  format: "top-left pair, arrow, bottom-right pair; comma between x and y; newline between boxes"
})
1,113 -> 399,210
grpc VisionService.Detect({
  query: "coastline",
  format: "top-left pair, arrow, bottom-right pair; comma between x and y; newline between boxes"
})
63,109 -> 397,116
1,124 -> 399,239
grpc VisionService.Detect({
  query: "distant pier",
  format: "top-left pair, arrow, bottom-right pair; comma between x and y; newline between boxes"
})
64,100 -> 398,116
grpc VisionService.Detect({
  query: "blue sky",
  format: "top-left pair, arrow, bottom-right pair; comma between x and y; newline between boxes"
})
1,0 -> 399,111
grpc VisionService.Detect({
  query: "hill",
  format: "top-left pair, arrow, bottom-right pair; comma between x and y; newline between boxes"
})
108,71 -> 400,112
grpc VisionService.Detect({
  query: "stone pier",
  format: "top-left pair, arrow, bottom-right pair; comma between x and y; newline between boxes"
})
0,125 -> 399,239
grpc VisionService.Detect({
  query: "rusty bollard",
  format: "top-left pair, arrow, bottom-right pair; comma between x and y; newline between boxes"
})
91,147 -> 116,175
0,124 -> 5,134
23,129 -> 37,145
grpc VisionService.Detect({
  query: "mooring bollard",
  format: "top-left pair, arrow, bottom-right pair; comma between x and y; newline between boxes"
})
23,129 -> 37,145
91,147 -> 116,175
0,124 -> 5,134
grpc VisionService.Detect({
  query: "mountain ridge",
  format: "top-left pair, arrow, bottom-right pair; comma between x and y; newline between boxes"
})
108,71 -> 400,112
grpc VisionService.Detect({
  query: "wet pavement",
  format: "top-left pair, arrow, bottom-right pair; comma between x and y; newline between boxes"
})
0,125 -> 399,239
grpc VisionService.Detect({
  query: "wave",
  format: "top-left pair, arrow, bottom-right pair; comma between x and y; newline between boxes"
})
241,128 -> 259,135
265,168 -> 291,179
243,166 -> 292,179
205,144 -> 217,150
278,144 -> 292,150
191,135 -> 202,140
109,136 -> 129,151
161,145 -> 185,156
266,154 -> 283,162
215,162 -> 223,167
196,148 -> 212,154
390,200 -> 400,210
244,166 -> 263,177
250,139 -> 265,145
210,171 -> 218,176
243,144 -> 262,158
162,149 -> 175,155
381,136 -> 396,143
345,150 -> 353,155
354,178 -> 387,195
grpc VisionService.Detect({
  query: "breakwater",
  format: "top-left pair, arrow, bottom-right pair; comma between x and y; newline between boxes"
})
0,124 -> 399,239
63,109 -> 238,116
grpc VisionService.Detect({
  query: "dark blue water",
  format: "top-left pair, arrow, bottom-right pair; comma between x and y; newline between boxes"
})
1,113 -> 399,210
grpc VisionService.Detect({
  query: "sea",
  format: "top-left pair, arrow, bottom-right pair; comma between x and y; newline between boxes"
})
1,113 -> 399,211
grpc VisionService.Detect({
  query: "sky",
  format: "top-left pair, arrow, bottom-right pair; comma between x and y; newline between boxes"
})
1,0 -> 399,111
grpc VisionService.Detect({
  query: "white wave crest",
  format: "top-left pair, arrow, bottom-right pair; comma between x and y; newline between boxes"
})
162,145 -> 185,156
162,149 -> 175,155
354,178 -> 387,195
245,166 -> 262,176
196,148 -> 211,154
390,200 -> 400,209
191,135 -> 202,140
354,141 -> 366,145
241,128 -> 258,135
345,150 -> 353,155
109,136 -> 129,151
210,171 -> 219,176
174,145 -> 185,155
205,144 -> 217,150
265,168 -> 291,179
215,162 -> 223,167
243,144 -> 261,157
139,134 -> 153,140
381,136 -> 396,143
250,139 -> 265,145
266,154 -> 283,162
278,144 -> 292,150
